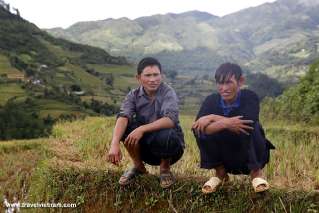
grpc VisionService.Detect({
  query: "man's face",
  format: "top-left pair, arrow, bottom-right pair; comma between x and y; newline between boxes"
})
137,65 -> 162,95
217,75 -> 243,104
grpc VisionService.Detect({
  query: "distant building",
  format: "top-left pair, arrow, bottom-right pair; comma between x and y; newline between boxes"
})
38,64 -> 48,71
31,79 -> 41,85
72,91 -> 85,96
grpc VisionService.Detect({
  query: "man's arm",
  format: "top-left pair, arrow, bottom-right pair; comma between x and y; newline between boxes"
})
204,116 -> 253,135
108,117 -> 129,165
125,86 -> 178,146
125,117 -> 174,146
192,114 -> 226,133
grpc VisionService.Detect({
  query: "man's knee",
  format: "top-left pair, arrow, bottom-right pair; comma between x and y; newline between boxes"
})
149,128 -> 183,157
123,141 -> 140,151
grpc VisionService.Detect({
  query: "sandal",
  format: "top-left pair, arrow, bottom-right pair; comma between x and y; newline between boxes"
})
202,176 -> 229,194
252,177 -> 270,193
119,167 -> 147,186
160,171 -> 176,188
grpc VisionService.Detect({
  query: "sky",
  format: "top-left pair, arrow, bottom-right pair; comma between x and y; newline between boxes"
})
5,0 -> 277,29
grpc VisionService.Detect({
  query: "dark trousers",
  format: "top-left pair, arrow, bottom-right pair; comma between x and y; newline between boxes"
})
122,121 -> 184,166
195,122 -> 275,174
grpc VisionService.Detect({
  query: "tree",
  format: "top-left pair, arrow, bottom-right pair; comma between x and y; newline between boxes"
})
167,70 -> 178,80
70,84 -> 82,92
246,73 -> 283,99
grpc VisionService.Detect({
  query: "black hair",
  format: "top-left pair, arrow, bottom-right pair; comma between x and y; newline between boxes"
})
214,62 -> 242,83
137,57 -> 162,75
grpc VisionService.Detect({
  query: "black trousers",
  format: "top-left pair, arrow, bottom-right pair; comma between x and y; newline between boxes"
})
122,121 -> 184,166
195,122 -> 275,174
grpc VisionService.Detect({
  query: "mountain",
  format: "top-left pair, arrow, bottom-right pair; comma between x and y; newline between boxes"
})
47,1 -> 319,81
0,4 -> 135,138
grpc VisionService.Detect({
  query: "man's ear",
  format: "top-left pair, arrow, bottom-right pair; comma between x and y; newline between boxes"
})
161,72 -> 166,80
239,76 -> 245,87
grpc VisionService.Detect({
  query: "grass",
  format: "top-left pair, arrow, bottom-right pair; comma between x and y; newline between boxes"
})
1,116 -> 319,212
0,139 -> 48,208
88,64 -> 135,75
0,54 -> 22,76
0,83 -> 26,105
88,64 -> 137,93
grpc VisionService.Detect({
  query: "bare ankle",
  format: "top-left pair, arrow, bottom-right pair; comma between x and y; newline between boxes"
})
133,163 -> 146,172
250,169 -> 262,179
160,159 -> 171,173
215,165 -> 227,179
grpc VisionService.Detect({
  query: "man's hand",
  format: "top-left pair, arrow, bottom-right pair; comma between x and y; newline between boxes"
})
108,143 -> 122,165
222,116 -> 254,135
124,126 -> 145,147
192,116 -> 212,134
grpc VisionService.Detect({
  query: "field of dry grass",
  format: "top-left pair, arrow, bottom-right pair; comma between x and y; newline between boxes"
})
1,116 -> 319,212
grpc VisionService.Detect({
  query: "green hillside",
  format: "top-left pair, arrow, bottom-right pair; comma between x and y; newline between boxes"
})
262,58 -> 319,124
0,5 -> 137,139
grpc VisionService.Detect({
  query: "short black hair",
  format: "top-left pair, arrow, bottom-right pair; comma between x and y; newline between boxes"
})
137,57 -> 162,75
214,63 -> 242,83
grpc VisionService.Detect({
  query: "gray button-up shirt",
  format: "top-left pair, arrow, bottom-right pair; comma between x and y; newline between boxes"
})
118,83 -> 180,126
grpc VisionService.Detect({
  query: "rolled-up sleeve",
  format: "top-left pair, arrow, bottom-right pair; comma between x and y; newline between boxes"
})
117,91 -> 135,121
160,89 -> 179,125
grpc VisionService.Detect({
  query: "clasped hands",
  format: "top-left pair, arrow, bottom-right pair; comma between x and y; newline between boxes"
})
192,115 -> 254,135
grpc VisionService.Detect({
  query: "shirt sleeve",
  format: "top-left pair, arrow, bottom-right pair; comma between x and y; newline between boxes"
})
160,88 -> 179,125
117,90 -> 135,121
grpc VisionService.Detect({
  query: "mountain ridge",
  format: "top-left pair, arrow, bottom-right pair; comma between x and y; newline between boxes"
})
46,0 -> 319,80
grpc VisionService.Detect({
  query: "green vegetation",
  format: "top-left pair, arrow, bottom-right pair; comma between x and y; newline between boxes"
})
246,72 -> 284,100
0,83 -> 26,105
0,6 -> 132,140
1,116 -> 318,212
0,54 -> 21,76
262,59 -> 319,124
0,100 -> 54,140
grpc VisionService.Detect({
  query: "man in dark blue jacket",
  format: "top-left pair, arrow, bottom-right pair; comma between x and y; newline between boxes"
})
192,63 -> 275,193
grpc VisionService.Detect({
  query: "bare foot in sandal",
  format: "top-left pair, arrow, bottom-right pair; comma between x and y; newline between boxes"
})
202,175 -> 229,194
252,177 -> 270,192
250,169 -> 270,192
119,167 -> 147,186
160,171 -> 176,188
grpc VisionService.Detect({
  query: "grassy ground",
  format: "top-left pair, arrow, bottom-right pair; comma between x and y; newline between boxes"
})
0,54 -> 22,76
0,83 -> 26,105
33,99 -> 88,118
0,140 -> 48,207
1,116 -> 318,212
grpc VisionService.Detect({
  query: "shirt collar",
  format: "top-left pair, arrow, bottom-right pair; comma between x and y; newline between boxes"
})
137,86 -> 145,97
137,82 -> 164,98
220,90 -> 241,116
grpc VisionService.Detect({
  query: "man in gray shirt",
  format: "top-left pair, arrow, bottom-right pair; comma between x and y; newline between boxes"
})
108,57 -> 184,188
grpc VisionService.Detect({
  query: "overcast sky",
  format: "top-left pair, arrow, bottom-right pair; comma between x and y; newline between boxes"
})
5,0 -> 277,29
